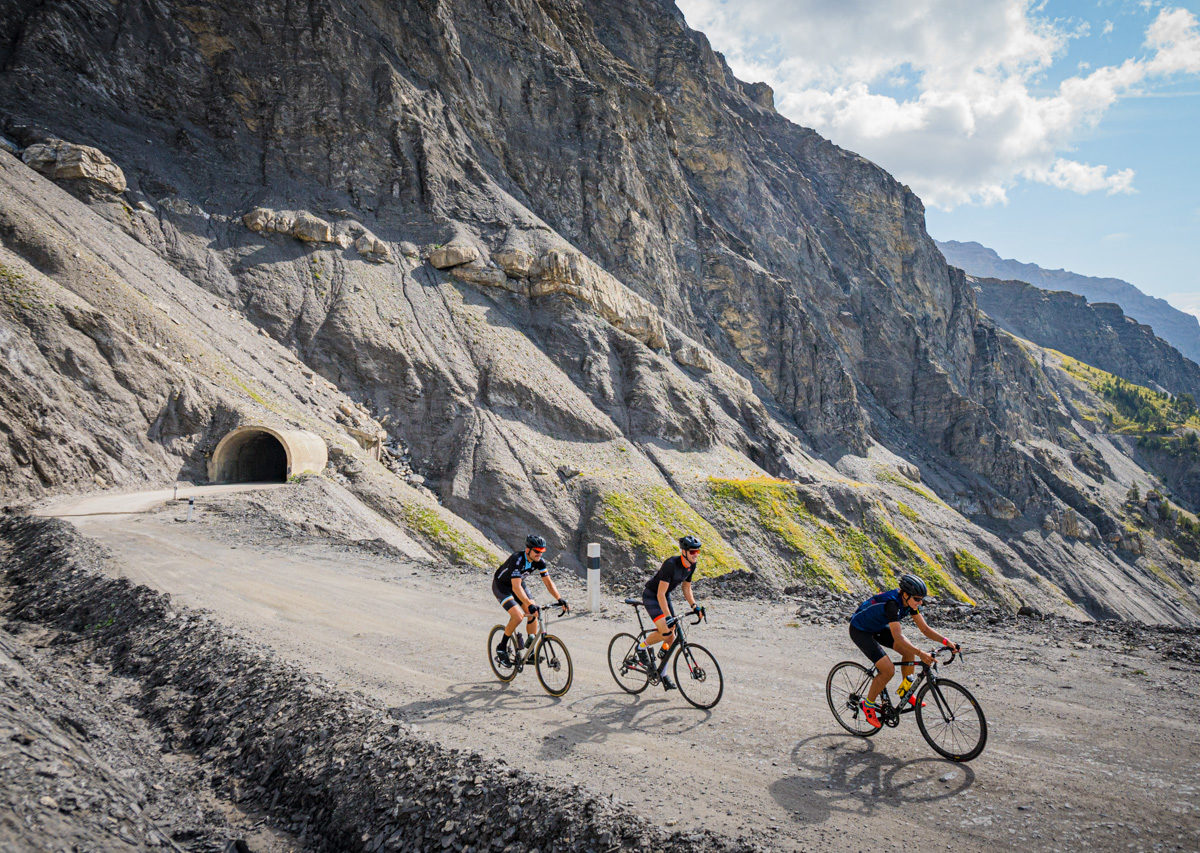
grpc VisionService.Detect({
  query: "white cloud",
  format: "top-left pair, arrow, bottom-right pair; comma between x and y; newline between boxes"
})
1103,20 -> 1115,36
677,1 -> 1200,209
1166,292 -> 1200,320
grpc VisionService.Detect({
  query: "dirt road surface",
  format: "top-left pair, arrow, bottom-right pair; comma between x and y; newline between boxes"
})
48,488 -> 1200,852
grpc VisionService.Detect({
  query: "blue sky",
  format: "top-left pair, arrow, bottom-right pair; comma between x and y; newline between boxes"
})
676,1 -> 1200,314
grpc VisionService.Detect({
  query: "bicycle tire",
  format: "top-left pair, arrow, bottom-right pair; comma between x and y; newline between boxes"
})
607,632 -> 650,694
486,625 -> 518,683
915,678 -> 987,762
825,661 -> 882,737
534,634 -> 573,697
674,643 -> 723,709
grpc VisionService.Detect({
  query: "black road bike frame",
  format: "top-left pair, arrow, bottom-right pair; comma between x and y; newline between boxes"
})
621,598 -> 705,681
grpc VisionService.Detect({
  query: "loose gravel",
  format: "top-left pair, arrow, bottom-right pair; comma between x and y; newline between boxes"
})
1,516 -> 757,853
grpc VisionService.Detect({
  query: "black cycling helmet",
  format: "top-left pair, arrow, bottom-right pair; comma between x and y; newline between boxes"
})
898,573 -> 927,597
525,534 -> 546,550
679,535 -> 702,551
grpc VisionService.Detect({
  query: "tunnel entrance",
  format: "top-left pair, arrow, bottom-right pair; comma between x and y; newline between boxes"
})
208,425 -> 326,484
225,430 -> 287,482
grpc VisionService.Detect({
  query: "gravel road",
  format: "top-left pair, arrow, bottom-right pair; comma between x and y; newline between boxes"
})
37,484 -> 1198,853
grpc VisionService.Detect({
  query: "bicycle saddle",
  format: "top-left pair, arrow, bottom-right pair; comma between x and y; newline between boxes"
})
623,597 -> 644,606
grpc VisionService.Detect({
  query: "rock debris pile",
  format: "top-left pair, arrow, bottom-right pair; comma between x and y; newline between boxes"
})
0,517 -> 756,852
782,585 -> 1200,666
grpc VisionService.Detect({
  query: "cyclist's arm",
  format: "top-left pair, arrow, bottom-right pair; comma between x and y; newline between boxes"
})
540,573 -> 562,602
657,580 -> 671,615
512,576 -> 533,610
681,580 -> 696,609
889,621 -> 933,664
912,614 -> 940,643
913,612 -> 954,647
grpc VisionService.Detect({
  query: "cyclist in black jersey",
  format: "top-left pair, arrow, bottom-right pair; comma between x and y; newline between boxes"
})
849,573 -> 959,728
492,534 -> 568,665
636,535 -> 706,690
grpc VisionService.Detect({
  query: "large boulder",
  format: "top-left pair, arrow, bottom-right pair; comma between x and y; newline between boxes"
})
449,260 -> 519,291
354,233 -> 393,263
529,250 -> 667,349
429,243 -> 479,269
292,212 -> 334,243
242,207 -> 336,245
21,139 -> 126,192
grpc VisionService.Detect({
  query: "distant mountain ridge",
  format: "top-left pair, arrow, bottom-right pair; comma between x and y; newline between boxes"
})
971,276 -> 1200,401
937,240 -> 1200,364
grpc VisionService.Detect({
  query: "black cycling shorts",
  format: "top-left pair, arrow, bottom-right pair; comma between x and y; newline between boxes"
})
492,579 -> 518,611
850,624 -> 895,664
643,593 -> 674,624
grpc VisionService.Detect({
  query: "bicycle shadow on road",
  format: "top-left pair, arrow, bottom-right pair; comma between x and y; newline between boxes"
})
770,733 -> 976,825
386,680 -> 566,726
539,692 -> 713,759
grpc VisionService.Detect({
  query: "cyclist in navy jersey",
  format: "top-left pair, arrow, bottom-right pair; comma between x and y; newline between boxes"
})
849,574 -> 959,728
492,534 -> 567,665
636,535 -> 706,691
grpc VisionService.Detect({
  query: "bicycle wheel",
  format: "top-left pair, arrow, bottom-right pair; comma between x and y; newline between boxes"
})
487,625 -> 517,683
915,678 -> 987,762
534,634 -> 573,697
674,643 -> 723,709
607,633 -> 650,694
826,661 -> 882,737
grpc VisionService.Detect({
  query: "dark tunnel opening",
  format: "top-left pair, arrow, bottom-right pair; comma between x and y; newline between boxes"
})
221,431 -> 288,483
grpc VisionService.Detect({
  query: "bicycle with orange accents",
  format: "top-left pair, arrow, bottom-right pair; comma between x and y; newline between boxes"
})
825,646 -> 987,762
607,599 -> 723,709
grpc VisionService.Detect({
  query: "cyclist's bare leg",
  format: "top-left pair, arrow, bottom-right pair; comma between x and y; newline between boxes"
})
642,615 -> 675,650
503,604 -> 524,642
525,610 -> 540,647
899,652 -> 915,681
867,655 -> 894,702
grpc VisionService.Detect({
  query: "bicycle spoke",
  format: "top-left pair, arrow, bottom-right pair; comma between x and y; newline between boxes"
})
674,643 -> 723,709
916,679 -> 987,762
608,632 -> 650,694
825,661 -> 881,737
535,635 -> 573,697
487,625 -> 518,683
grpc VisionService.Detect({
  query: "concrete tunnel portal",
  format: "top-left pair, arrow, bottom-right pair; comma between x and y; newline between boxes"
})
208,425 -> 327,484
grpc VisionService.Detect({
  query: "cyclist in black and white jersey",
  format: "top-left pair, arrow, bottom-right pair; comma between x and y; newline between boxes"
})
491,534 -> 568,665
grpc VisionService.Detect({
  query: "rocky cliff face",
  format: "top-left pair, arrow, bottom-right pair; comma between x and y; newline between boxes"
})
939,239 -> 1200,363
974,276 -> 1200,400
2,0 -> 1198,625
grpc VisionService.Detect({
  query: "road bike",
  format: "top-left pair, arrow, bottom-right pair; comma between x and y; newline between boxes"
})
486,602 -> 573,697
825,646 -> 987,762
607,599 -> 723,709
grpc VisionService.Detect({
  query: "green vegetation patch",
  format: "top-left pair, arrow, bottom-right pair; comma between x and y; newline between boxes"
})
706,476 -> 851,590
894,501 -> 920,522
0,262 -> 49,311
602,485 -> 744,579
400,503 -> 496,568
1056,351 -> 1200,435
871,516 -> 974,604
876,468 -> 942,505
699,477 -> 974,602
952,549 -> 994,582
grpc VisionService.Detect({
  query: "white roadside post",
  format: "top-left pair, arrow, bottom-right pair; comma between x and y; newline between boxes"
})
587,542 -> 601,613
185,496 -> 194,522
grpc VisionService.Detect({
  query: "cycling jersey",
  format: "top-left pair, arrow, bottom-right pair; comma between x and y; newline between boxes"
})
643,555 -> 695,599
849,589 -> 918,633
493,551 -> 548,585
642,555 -> 695,620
